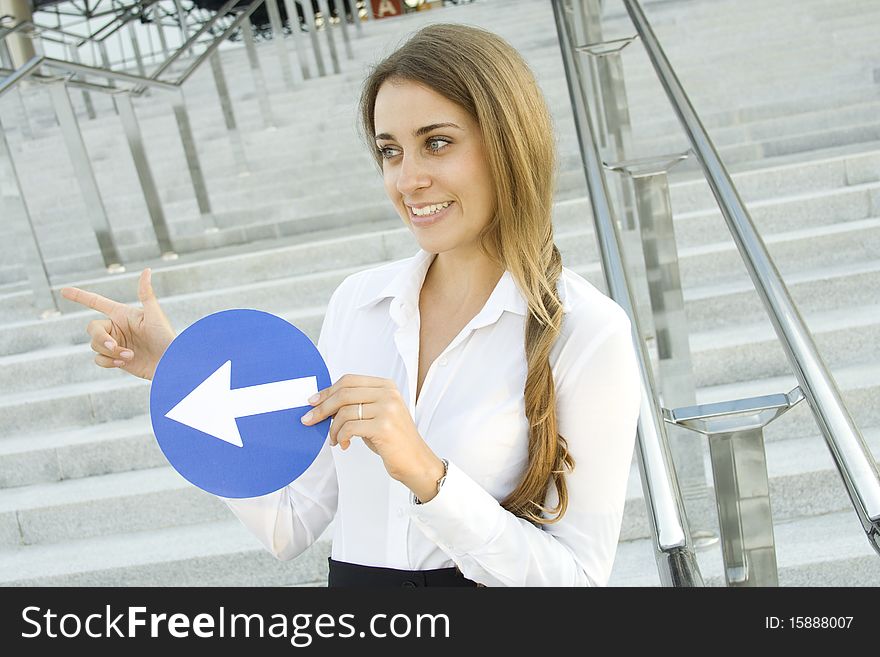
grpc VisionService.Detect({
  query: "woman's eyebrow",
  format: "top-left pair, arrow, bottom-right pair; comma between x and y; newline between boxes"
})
375,122 -> 464,141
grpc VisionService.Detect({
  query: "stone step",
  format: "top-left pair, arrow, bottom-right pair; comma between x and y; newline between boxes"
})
610,507 -> 880,586
0,415 -> 162,488
668,147 -> 880,215
683,257 -> 880,333
0,465 -> 226,547
0,518 -> 332,586
691,301 -> 880,388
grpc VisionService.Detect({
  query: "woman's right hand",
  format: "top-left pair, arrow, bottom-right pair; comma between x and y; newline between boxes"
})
60,268 -> 176,381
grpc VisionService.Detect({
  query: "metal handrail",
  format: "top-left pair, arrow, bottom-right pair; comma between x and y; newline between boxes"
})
621,0 -> 880,555
0,67 -> 129,94
551,0 -> 704,586
177,3 -> 261,84
139,0 -> 242,91
0,0 -> 251,96
0,55 -> 46,98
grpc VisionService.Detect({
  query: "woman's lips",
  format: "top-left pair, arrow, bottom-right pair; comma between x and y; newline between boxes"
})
408,202 -> 454,226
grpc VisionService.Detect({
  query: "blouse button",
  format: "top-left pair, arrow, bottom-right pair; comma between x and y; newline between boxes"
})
439,357 -> 448,366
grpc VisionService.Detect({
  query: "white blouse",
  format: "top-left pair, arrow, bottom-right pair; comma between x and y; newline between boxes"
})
222,248 -> 641,586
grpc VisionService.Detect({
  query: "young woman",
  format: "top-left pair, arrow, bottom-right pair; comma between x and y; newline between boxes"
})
61,23 -> 641,587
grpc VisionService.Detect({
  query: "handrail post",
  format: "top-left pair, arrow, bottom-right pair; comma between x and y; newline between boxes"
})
317,0 -> 341,74
607,152 -> 717,548
622,0 -> 880,556
282,0 -> 310,80
96,39 -> 118,115
65,41 -> 96,119
152,3 -> 171,61
301,0 -> 326,76
552,0 -> 703,586
208,50 -> 249,175
46,80 -> 124,272
349,0 -> 363,37
0,113 -> 59,317
264,0 -> 296,90
0,38 -> 32,137
172,0 -> 193,58
127,19 -> 147,78
240,15 -> 275,129
666,389 -> 805,586
170,87 -> 216,228
116,92 -> 177,259
333,0 -> 354,60
569,0 -> 607,149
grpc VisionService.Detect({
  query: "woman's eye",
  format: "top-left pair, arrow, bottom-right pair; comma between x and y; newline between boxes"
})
377,146 -> 399,159
427,138 -> 450,152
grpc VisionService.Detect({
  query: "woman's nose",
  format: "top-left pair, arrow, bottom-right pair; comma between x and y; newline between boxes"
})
395,153 -> 430,195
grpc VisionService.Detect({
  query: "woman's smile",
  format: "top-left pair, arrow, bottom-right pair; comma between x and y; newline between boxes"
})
407,201 -> 455,226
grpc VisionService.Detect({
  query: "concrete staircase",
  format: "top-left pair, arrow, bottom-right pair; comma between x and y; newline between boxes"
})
0,0 -> 878,586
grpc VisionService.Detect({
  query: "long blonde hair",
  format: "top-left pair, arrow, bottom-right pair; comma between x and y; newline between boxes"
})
359,23 -> 574,525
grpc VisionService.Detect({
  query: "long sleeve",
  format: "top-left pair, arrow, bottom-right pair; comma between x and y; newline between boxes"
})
219,289 -> 343,561
408,310 -> 641,586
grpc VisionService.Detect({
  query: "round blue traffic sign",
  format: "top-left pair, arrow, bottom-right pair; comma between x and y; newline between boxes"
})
150,309 -> 331,498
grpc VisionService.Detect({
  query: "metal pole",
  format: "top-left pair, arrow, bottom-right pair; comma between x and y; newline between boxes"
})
0,113 -> 59,317
283,0 -> 310,79
608,152 -> 716,547
1,41 -> 33,138
173,0 -> 193,57
170,87 -> 215,225
116,93 -> 176,257
127,18 -> 147,78
333,0 -> 353,60
66,43 -> 96,119
667,389 -> 804,586
96,39 -> 118,115
302,0 -> 326,76
349,0 -> 362,37
265,0 -> 295,90
317,0 -> 340,74
209,50 -> 249,175
241,16 -> 275,128
552,0 -> 702,586
46,81 -> 123,270
623,0 -> 880,553
153,2 -> 171,60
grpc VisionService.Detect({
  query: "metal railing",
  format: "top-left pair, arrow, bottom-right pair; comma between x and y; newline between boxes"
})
620,0 -> 880,554
552,0 -> 703,587
0,0 -> 362,317
553,0 -> 880,586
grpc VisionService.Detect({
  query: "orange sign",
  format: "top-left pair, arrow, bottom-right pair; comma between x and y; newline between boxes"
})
371,0 -> 403,19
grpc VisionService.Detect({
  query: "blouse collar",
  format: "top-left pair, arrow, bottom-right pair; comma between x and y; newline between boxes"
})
355,248 -> 571,326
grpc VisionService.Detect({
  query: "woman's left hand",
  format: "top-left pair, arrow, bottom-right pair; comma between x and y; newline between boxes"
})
300,374 -> 442,490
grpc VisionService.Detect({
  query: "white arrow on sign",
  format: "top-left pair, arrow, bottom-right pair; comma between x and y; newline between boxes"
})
165,360 -> 318,448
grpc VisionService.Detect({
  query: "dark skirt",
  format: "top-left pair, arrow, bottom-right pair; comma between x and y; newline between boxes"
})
327,558 -> 480,587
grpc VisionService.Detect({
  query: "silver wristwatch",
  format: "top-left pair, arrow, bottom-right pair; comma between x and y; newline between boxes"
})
412,458 -> 449,505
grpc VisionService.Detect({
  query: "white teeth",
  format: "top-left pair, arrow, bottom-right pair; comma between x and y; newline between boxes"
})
411,201 -> 451,217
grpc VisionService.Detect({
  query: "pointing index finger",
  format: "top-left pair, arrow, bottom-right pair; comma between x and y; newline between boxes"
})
60,286 -> 123,317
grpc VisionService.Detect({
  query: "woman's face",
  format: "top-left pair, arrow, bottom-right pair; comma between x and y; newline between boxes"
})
373,79 -> 496,257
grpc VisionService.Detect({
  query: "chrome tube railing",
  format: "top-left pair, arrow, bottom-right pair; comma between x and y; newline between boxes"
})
552,0 -> 704,587
1,0 -> 358,316
139,0 -> 241,91
621,0 -> 880,555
